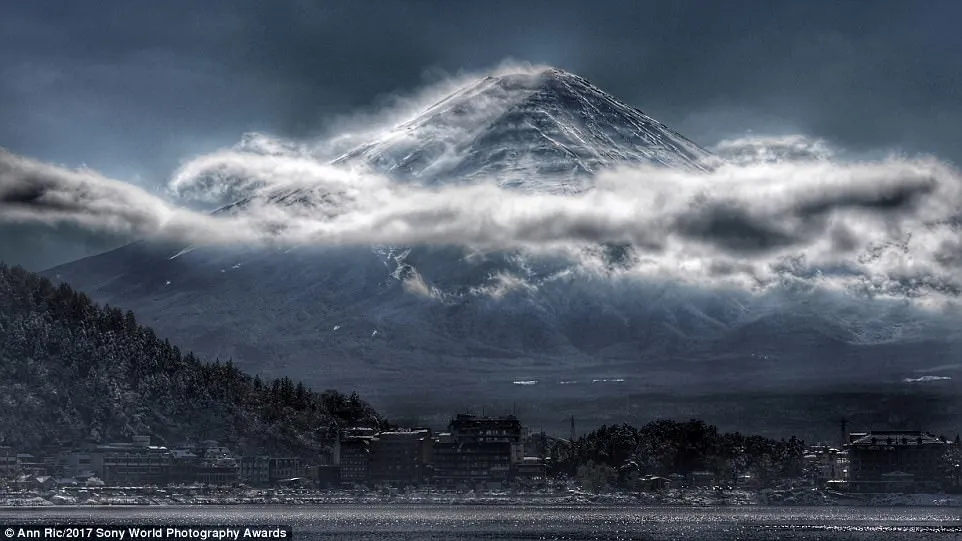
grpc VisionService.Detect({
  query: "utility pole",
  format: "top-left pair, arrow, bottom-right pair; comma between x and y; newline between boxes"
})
570,415 -> 576,442
839,417 -> 848,447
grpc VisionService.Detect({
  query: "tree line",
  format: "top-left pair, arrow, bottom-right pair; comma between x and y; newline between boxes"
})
542,419 -> 806,490
0,263 -> 384,455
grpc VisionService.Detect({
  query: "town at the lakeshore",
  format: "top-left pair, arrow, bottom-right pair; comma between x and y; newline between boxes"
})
4,412 -> 962,507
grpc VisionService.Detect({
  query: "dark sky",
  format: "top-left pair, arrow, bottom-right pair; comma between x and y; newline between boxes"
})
2,0 -> 961,270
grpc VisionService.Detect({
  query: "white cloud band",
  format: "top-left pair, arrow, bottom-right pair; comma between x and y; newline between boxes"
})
3,133 -> 962,305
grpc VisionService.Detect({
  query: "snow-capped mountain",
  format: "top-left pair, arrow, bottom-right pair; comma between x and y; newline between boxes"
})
218,68 -> 712,214
43,67 -> 962,436
331,68 -> 711,192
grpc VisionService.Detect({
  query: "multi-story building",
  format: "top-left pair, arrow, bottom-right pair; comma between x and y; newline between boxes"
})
163,441 -> 240,485
269,457 -> 303,482
432,415 -> 525,488
240,456 -> 271,486
448,414 -> 525,465
89,437 -> 172,485
338,429 -> 375,487
370,429 -> 433,486
192,445 -> 239,485
433,434 -> 512,488
847,431 -> 950,492
15,454 -> 47,476
194,463 -> 239,485
0,447 -> 18,475
60,451 -> 96,478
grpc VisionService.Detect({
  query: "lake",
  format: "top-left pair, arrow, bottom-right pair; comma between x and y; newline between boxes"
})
2,505 -> 962,540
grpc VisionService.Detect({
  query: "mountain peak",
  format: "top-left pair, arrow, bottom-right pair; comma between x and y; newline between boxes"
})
333,66 -> 712,192
476,65 -> 573,86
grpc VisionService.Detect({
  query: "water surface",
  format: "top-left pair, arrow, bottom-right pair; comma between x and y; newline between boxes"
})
3,505 -> 962,540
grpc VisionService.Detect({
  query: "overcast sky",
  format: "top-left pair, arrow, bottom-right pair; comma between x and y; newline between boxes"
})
1,0 -> 960,270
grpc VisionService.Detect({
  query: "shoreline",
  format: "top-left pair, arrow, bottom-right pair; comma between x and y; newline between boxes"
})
2,488 -> 960,508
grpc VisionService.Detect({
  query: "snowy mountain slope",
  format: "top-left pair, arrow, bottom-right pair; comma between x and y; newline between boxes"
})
217,67 -> 712,211
44,237 -> 960,429
42,66 -> 962,433
331,68 -> 711,192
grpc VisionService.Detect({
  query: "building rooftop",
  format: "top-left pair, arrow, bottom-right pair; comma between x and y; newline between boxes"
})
95,443 -> 170,451
849,431 -> 948,447
378,429 -> 430,440
453,414 -> 519,420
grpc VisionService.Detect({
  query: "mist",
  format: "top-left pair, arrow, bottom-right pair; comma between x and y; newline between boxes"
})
2,136 -> 960,308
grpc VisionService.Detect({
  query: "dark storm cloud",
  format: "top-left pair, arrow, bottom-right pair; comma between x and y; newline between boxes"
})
675,203 -> 801,254
1,0 -> 960,268
672,164 -> 940,256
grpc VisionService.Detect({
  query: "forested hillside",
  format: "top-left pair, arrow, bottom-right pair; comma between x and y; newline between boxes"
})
0,263 -> 384,454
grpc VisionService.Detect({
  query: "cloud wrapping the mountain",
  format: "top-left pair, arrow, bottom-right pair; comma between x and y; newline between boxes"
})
0,149 -> 263,245
165,141 -> 961,302
711,134 -> 837,165
313,60 -> 553,161
3,135 -> 962,304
